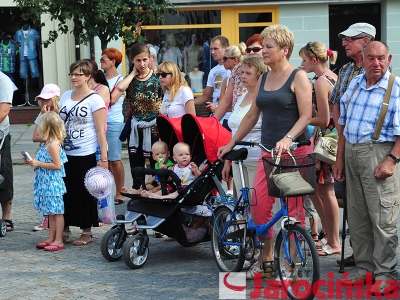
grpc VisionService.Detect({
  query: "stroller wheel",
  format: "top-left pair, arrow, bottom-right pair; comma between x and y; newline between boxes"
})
123,235 -> 149,269
100,228 -> 124,261
0,219 -> 6,237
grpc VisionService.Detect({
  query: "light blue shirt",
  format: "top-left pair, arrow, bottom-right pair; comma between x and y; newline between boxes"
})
14,26 -> 40,60
338,70 -> 400,143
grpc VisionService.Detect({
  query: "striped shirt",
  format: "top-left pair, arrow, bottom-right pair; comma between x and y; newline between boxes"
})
338,70 -> 400,143
329,61 -> 364,106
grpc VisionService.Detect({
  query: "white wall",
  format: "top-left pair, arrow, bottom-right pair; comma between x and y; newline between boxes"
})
385,0 -> 400,74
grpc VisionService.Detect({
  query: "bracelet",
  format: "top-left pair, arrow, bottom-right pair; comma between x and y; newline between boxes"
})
101,159 -> 108,162
286,134 -> 294,141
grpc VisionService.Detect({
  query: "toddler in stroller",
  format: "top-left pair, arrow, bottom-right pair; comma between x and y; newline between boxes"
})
100,114 -> 231,269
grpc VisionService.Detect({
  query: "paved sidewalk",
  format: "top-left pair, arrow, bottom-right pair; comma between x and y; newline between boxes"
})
10,124 -> 38,165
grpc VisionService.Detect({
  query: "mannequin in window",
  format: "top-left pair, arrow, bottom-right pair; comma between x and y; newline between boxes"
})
188,66 -> 204,93
14,24 -> 40,81
157,33 -> 183,70
184,34 -> 203,76
0,34 -> 18,83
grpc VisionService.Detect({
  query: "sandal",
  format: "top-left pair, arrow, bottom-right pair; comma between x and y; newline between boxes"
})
311,233 -> 323,250
4,219 -> 14,232
114,198 -> 125,205
262,260 -> 275,278
36,241 -> 51,249
318,230 -> 326,240
318,244 -> 341,256
73,231 -> 93,246
62,231 -> 72,243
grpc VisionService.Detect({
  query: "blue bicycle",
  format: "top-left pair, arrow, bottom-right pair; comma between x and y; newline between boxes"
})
210,140 -> 320,300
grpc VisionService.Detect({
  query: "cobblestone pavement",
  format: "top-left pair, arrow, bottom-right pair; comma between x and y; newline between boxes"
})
1,161 -> 399,300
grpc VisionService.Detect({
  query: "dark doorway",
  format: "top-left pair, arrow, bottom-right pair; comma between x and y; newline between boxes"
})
329,3 -> 381,72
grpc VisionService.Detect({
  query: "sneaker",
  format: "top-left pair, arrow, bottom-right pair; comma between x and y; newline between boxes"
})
32,216 -> 48,231
243,259 -> 256,270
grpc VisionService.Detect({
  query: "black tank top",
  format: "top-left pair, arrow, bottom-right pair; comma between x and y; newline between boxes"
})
256,69 -> 307,147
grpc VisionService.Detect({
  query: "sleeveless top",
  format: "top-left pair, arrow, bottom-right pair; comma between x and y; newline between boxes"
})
256,69 -> 307,147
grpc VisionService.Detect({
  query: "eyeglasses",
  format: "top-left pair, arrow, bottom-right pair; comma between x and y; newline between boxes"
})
341,36 -> 365,43
100,57 -> 111,62
157,72 -> 172,78
245,47 -> 262,53
223,56 -> 236,63
305,42 -> 318,58
68,73 -> 85,78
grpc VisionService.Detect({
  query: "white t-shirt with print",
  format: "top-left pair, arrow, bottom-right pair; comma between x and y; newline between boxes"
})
206,64 -> 231,105
172,164 -> 196,187
59,91 -> 105,156
160,86 -> 194,118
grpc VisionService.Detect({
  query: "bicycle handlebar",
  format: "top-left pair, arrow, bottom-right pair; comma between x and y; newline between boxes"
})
235,139 -> 311,151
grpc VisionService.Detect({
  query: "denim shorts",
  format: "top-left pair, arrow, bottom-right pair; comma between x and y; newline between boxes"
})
19,57 -> 40,78
106,122 -> 124,161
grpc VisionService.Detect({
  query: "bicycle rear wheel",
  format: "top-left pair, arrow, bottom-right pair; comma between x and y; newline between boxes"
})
210,206 -> 245,272
275,223 -> 320,300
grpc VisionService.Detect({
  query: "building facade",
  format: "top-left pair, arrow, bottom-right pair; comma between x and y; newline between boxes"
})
2,0 -> 400,106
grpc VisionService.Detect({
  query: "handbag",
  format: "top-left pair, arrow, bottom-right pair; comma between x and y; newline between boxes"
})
269,151 -> 314,197
314,134 -> 338,165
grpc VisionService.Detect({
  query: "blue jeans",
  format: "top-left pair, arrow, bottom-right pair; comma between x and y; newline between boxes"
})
106,122 -> 124,161
19,57 -> 39,78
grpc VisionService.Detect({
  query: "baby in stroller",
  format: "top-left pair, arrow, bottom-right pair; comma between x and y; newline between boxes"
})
141,142 -> 201,199
122,141 -> 174,195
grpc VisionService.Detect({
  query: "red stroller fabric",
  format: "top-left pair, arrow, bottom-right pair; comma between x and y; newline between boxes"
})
156,115 -> 184,152
181,114 -> 231,163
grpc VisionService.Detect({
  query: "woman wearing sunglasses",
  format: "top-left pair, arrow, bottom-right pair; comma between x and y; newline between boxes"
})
299,42 -> 340,257
157,61 -> 196,118
213,34 -> 265,121
115,43 -> 162,190
207,43 -> 246,122
100,48 -> 126,205
218,25 -> 312,279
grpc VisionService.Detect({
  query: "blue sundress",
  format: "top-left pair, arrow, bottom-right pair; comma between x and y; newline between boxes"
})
33,142 -> 68,215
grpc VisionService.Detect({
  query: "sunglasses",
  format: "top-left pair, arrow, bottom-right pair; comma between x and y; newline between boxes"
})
305,42 -> 317,58
68,73 -> 85,77
157,72 -> 172,78
100,57 -> 111,62
245,47 -> 262,53
341,36 -> 365,43
223,56 -> 236,63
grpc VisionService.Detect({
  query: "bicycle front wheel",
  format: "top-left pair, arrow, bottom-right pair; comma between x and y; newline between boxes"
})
275,223 -> 320,300
210,206 -> 245,272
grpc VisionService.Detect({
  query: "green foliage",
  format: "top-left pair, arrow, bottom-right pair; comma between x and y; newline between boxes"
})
14,0 -> 177,50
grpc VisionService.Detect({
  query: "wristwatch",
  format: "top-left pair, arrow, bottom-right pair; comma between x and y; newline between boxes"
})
388,153 -> 400,163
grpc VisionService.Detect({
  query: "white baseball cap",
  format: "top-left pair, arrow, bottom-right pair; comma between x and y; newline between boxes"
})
35,83 -> 60,101
338,23 -> 376,38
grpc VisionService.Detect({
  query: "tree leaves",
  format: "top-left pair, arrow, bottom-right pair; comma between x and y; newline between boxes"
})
14,0 -> 177,50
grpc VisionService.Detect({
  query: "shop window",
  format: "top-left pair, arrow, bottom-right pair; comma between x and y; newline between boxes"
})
127,28 -> 221,92
0,7 -> 42,106
239,12 -> 272,23
160,10 -> 221,25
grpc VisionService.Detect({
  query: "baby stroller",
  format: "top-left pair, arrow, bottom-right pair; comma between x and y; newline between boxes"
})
100,114 -> 231,269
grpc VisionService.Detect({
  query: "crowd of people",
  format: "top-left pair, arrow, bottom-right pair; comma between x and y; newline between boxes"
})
0,21 -> 398,296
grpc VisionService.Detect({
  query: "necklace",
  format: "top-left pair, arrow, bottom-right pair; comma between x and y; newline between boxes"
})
136,68 -> 152,79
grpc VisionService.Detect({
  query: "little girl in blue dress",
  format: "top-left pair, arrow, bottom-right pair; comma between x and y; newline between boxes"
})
25,111 -> 68,251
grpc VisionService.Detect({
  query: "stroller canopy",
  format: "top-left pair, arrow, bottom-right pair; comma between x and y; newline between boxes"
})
181,114 -> 231,163
157,115 -> 184,152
